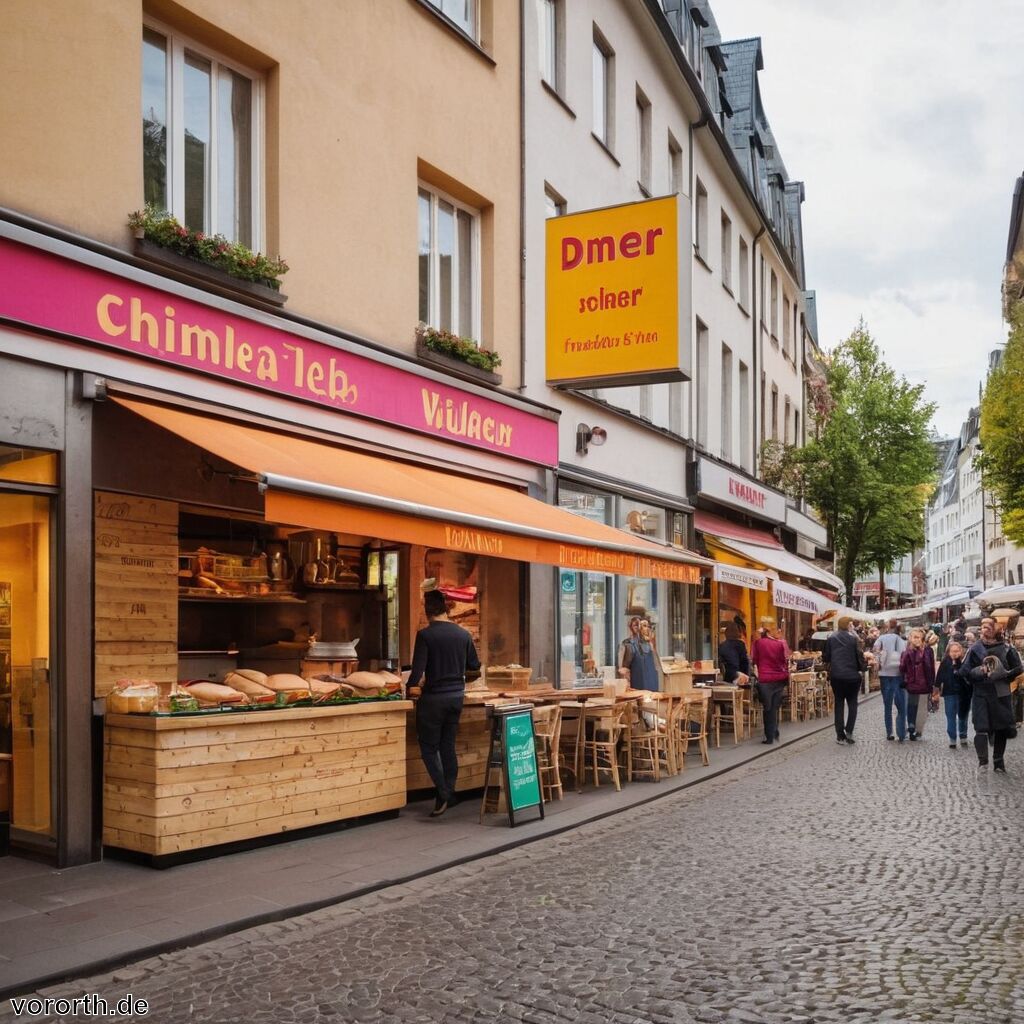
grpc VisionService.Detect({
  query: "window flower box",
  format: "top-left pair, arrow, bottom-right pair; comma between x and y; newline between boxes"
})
128,208 -> 288,309
415,324 -> 502,387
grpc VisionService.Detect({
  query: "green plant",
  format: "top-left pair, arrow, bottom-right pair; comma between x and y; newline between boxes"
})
127,206 -> 288,290
416,322 -> 502,372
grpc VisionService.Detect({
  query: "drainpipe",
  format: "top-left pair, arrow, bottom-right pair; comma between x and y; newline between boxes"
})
752,224 -> 766,474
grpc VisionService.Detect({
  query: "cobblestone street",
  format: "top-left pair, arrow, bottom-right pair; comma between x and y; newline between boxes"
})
9,725 -> 1024,1024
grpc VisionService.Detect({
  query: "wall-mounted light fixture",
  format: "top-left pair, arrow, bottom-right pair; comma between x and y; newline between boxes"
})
576,424 -> 608,455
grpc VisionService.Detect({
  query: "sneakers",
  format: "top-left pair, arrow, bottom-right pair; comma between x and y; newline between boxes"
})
960,739 -> 969,747
844,735 -> 855,744
978,760 -> 989,770
836,736 -> 847,744
994,760 -> 1007,774
886,735 -> 895,741
908,731 -> 918,741
429,796 -> 449,818
949,743 -> 957,750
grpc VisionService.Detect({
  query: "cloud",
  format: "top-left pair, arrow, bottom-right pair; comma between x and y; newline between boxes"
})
711,0 -> 1024,434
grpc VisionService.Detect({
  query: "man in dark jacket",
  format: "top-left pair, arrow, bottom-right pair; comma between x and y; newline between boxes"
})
823,616 -> 867,744
408,589 -> 481,815
959,617 -> 1021,772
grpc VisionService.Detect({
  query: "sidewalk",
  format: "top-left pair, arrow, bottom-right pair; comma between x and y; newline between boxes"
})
0,696 -> 875,998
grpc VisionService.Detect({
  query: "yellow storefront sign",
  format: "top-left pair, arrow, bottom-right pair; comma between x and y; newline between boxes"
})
545,194 -> 692,388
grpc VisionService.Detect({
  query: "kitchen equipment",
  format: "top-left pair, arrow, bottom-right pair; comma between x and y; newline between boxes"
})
307,639 -> 359,660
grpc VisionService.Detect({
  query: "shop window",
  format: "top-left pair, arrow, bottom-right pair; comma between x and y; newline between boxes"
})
558,486 -> 612,524
620,500 -> 663,539
0,446 -> 58,486
1,493 -> 53,842
142,23 -> 262,248
418,183 -> 480,339
367,550 -> 400,664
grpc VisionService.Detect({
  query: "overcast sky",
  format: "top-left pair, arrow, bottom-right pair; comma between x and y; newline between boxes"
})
713,0 -> 1024,437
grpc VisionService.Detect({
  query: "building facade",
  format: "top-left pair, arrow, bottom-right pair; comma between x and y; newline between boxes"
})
1,0 -> 830,865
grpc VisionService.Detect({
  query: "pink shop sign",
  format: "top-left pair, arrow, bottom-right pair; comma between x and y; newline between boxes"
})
0,238 -> 558,466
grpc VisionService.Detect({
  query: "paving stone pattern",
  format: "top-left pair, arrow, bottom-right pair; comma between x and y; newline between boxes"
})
8,728 -> 1024,1024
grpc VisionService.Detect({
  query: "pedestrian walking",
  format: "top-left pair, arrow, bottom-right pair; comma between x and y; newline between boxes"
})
873,619 -> 907,741
718,622 -> 750,684
823,616 -> 866,744
936,640 -> 969,749
899,628 -> 936,741
960,617 -> 1021,773
750,618 -> 789,744
407,589 -> 481,817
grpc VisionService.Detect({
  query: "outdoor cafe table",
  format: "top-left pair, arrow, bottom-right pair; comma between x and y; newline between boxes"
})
704,684 -> 746,744
499,688 -> 647,792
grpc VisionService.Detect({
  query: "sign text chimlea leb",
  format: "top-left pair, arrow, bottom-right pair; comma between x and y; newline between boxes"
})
545,195 -> 692,388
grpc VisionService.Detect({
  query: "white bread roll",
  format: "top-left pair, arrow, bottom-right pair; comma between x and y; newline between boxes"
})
224,671 -> 275,697
264,673 -> 313,692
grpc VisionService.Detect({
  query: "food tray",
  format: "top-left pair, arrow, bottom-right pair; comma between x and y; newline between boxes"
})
148,692 -> 405,716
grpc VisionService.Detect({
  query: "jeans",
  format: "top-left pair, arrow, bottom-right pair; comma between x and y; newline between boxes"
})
416,692 -> 464,801
943,693 -> 969,743
880,676 -> 907,740
757,681 -> 787,741
906,693 -> 929,736
831,677 -> 860,738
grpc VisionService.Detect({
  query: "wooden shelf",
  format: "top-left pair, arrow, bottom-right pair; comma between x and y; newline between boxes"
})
179,595 -> 306,605
178,649 -> 240,657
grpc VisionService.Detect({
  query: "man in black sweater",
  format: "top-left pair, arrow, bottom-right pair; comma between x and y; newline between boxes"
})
408,589 -> 481,817
823,615 -> 867,744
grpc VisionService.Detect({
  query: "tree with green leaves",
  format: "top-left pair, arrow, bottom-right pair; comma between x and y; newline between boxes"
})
761,321 -> 937,599
978,302 -> 1024,544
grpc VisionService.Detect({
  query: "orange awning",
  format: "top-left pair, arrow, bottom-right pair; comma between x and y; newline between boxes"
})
115,398 -> 708,582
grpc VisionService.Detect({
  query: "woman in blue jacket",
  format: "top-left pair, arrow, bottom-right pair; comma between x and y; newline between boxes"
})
935,640 -> 969,749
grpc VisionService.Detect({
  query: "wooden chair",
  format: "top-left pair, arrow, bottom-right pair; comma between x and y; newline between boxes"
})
712,689 -> 742,746
626,694 -> 673,782
582,704 -> 625,790
742,686 -> 762,736
557,701 -> 584,792
531,704 -> 563,802
678,692 -> 710,767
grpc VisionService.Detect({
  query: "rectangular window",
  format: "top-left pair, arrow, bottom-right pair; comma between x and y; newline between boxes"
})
544,184 -> 566,219
696,319 -> 709,446
784,397 -> 791,444
794,409 -> 800,446
592,31 -> 613,146
738,237 -> 749,309
668,132 -> 682,195
143,23 -> 260,248
418,184 -> 479,339
720,210 -> 732,291
639,385 -> 653,420
739,362 -> 751,471
537,0 -> 559,89
760,372 -> 766,446
759,256 -> 767,326
635,86 -> 651,192
783,296 -> 791,354
695,179 -> 708,258
721,344 -> 733,461
771,386 -> 779,442
770,270 -> 779,340
426,0 -> 478,39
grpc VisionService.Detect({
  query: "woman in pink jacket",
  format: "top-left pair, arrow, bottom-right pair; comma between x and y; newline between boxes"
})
899,627 -> 937,741
751,619 -> 790,744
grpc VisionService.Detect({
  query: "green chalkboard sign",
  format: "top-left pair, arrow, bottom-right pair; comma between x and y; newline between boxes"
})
503,710 -> 542,813
481,705 -> 545,826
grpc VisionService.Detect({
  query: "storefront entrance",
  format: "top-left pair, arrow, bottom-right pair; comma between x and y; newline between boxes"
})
0,451 -> 58,856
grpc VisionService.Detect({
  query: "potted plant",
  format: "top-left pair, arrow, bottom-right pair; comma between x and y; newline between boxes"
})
415,322 -> 503,386
127,207 -> 289,308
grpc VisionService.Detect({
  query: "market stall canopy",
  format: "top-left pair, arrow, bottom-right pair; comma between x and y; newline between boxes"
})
772,579 -> 834,616
694,512 -> 844,595
977,583 -> 1024,605
921,588 -> 975,611
115,398 -> 711,582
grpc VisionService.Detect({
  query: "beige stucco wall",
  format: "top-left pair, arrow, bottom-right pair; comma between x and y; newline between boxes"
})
0,0 -> 522,384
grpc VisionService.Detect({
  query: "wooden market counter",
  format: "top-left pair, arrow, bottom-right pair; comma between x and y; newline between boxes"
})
104,701 -> 413,858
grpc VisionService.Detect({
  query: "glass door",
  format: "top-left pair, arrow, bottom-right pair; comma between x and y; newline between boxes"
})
0,493 -> 54,844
